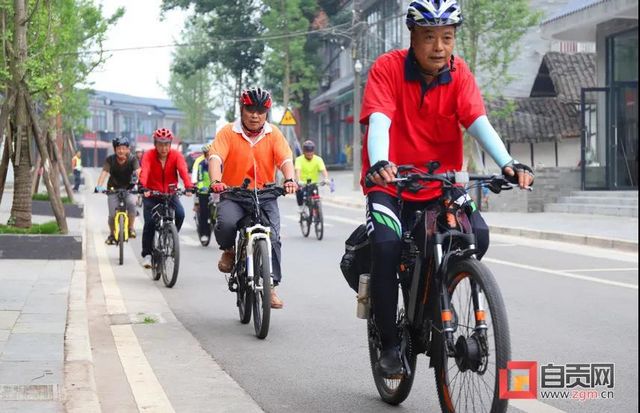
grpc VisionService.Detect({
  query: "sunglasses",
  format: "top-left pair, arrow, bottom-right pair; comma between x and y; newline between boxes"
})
244,105 -> 268,115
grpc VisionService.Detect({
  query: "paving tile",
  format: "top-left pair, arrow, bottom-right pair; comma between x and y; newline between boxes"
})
12,313 -> 66,335
0,311 -> 20,330
0,333 -> 64,362
0,400 -> 63,412
0,360 -> 63,385
21,295 -> 68,315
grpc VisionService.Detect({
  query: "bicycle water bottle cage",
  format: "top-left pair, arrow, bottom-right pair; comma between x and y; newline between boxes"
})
426,161 -> 440,174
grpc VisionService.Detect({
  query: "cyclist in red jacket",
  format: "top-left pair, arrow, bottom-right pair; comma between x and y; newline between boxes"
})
139,128 -> 193,268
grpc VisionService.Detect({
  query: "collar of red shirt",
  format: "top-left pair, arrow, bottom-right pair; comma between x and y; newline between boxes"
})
404,47 -> 453,96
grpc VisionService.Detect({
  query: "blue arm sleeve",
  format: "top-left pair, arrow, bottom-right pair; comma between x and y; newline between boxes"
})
467,115 -> 513,168
367,112 -> 392,165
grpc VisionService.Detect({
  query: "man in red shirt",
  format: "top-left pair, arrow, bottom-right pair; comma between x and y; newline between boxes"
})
360,0 -> 534,378
139,128 -> 194,268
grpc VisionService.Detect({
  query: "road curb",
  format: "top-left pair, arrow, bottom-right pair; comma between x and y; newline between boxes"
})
64,260 -> 101,413
489,225 -> 638,253
323,196 -> 638,253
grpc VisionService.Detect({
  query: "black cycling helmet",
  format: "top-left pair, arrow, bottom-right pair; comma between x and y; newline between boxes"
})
240,87 -> 272,109
112,136 -> 130,150
302,140 -> 315,152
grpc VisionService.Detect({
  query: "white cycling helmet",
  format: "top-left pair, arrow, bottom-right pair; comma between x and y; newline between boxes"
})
406,0 -> 463,29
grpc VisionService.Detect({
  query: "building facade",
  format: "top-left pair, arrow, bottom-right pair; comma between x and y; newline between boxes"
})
81,90 -> 218,167
541,0 -> 638,190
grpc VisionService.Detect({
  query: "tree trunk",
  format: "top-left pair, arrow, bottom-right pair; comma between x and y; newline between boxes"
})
10,90 -> 33,228
0,93 -> 15,206
300,91 -> 311,141
46,119 -> 61,201
25,93 -> 68,233
31,154 -> 41,194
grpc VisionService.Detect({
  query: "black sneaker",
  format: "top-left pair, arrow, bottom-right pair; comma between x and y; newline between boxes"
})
129,229 -> 137,239
105,234 -> 116,245
376,347 -> 404,379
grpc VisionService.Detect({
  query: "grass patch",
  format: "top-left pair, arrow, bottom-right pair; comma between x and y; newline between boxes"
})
0,221 -> 61,234
143,316 -> 157,324
32,193 -> 72,204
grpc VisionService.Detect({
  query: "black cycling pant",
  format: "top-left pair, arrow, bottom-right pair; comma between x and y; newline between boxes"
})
197,193 -> 212,238
366,191 -> 489,350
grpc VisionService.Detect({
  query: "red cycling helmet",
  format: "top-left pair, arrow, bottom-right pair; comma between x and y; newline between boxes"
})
240,87 -> 272,110
152,128 -> 174,143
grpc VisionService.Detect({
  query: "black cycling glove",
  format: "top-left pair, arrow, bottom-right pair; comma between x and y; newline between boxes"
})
365,160 -> 395,187
502,160 -> 535,185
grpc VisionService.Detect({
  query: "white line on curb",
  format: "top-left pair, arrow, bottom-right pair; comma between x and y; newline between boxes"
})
95,230 -> 176,413
111,325 -> 176,413
484,258 -> 638,290
563,267 -> 638,273
510,399 -> 567,413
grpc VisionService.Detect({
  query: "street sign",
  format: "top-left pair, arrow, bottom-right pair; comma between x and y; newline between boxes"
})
279,109 -> 297,126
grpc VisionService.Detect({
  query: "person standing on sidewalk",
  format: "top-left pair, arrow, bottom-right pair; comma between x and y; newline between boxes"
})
71,150 -> 83,192
360,0 -> 535,378
139,128 -> 194,269
206,87 -> 297,309
294,140 -> 330,213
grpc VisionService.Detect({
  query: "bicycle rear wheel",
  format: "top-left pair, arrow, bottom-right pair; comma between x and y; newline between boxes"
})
252,239 -> 271,339
313,202 -> 324,241
434,258 -> 510,413
118,215 -> 125,265
161,223 -> 180,288
368,288 -> 417,405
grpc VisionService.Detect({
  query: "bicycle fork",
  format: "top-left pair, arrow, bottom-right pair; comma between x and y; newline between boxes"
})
244,225 -> 273,291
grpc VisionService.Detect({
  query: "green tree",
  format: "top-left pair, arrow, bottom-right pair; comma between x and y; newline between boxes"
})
0,0 -> 122,229
162,0 -> 264,118
457,0 -> 542,93
455,0 -> 541,172
167,18 -> 215,143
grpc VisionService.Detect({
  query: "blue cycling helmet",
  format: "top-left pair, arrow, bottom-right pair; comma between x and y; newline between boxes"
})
406,0 -> 463,30
112,136 -> 130,150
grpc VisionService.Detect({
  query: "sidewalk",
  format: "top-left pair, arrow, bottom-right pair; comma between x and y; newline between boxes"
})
0,191 -> 83,412
323,171 -> 638,252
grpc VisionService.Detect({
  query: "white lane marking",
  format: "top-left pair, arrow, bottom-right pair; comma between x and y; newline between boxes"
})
111,325 -> 176,413
510,399 -> 567,413
563,267 -> 638,273
484,258 -> 638,290
323,215 -> 362,225
95,232 -> 128,315
94,228 -> 176,413
180,235 -> 201,247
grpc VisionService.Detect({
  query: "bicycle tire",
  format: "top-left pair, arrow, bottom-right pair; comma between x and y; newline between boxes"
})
118,215 -> 125,266
299,206 -> 311,237
314,201 -> 324,241
161,223 -> 180,288
237,271 -> 252,324
368,288 -> 417,405
252,239 -> 271,339
151,231 -> 161,281
433,258 -> 511,413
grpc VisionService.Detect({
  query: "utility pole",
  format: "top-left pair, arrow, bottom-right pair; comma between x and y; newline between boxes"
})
352,0 -> 363,191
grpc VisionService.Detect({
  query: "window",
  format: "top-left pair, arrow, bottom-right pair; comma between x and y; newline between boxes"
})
612,30 -> 638,82
92,109 -> 107,131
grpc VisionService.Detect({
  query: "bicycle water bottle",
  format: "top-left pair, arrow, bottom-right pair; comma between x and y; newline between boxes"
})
356,273 -> 370,319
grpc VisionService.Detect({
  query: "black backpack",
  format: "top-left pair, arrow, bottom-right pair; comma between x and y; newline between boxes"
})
339,224 -> 371,292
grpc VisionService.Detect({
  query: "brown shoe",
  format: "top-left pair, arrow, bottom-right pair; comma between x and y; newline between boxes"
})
218,248 -> 235,273
271,288 -> 284,309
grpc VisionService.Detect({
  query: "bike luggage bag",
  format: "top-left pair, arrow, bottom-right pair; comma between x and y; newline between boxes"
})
340,224 -> 371,292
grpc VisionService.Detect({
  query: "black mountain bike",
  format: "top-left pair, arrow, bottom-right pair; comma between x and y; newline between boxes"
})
144,185 -> 193,288
299,180 -> 326,240
223,179 -> 285,339
98,188 -> 136,265
193,190 -> 218,246
364,162 -> 514,412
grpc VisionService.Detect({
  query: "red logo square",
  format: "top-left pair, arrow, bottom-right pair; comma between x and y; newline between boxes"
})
499,361 -> 538,399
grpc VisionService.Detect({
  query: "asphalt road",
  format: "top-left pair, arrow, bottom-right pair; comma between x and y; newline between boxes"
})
110,192 -> 638,413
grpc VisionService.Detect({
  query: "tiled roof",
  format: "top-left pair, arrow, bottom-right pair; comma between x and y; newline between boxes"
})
542,0 -> 605,24
487,97 -> 581,143
542,52 -> 596,102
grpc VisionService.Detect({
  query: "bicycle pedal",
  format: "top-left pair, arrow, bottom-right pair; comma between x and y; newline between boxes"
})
228,279 -> 238,292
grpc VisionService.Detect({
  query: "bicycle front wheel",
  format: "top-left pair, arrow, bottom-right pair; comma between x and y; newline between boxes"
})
313,202 -> 324,241
161,224 -> 180,288
252,239 -> 271,339
151,231 -> 161,281
434,258 -> 511,413
299,206 -> 311,237
118,215 -> 125,265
